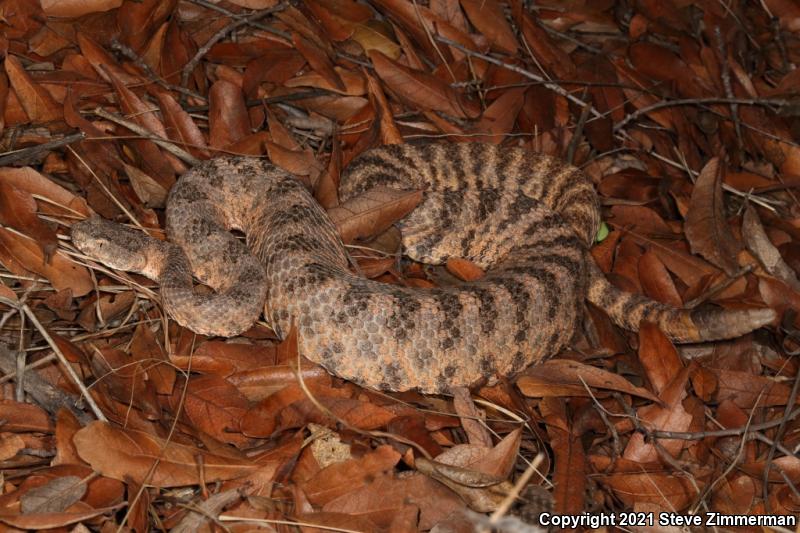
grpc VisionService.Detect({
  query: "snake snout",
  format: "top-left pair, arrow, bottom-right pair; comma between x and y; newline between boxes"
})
72,217 -> 150,272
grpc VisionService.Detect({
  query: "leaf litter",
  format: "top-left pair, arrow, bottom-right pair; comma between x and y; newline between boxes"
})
0,0 -> 799,531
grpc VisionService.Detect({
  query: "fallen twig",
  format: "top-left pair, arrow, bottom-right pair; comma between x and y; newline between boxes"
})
0,296 -> 107,422
613,97 -> 792,132
92,107 -> 201,166
0,132 -> 85,166
180,5 -> 284,89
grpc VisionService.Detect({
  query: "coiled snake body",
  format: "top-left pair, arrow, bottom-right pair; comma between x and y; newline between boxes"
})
73,143 -> 774,393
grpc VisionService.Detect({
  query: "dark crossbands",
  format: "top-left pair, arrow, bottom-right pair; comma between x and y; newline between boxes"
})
72,143 -> 776,394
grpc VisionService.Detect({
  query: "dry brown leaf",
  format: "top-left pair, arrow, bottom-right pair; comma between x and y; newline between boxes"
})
229,365 -> 330,402
637,322 -> 682,395
638,250 -> 683,308
105,70 -> 179,186
40,0 -> 122,18
223,131 -> 270,156
123,163 -> 167,208
542,398 -> 585,517
4,55 -> 61,124
369,50 -> 479,119
598,169 -> 661,203
352,20 -> 402,59
623,400 -> 691,463
171,340 -> 276,377
517,359 -> 660,402
53,409 -> 83,466
115,0 -> 173,54
297,511 -> 380,533
600,467 -> 699,509
89,347 -> 161,420
292,33 -> 345,92
0,284 -> 17,302
470,87 -> 526,143
182,375 -> 251,447
715,369 -> 797,408
387,415 -> 444,458
276,5 -> 329,50
623,366 -> 692,462
459,0 -> 518,54
9,464 -> 125,511
764,0 -> 800,30
712,476 -> 757,516
609,205 -> 674,236
743,203 -> 800,290
20,475 -> 86,514
0,434 -> 25,461
73,421 -> 258,487
758,276 -> 800,319
276,396 -> 399,433
431,0 -> 469,31
154,90 -> 210,160
685,159 -> 741,276
646,242 -> 721,289
286,67 -> 367,96
438,428 -> 521,480
741,455 -> 800,485
227,0 -> 278,8
446,257 -> 485,281
241,378 -> 344,437
612,239 -> 643,292
209,79 -> 251,149
370,0 -> 444,59
327,186 -> 423,244
0,166 -> 89,216
305,0 -> 371,41
267,111 -> 301,150
0,228 -> 93,296
76,32 -> 138,85
77,291 -> 135,332
517,10 -> 575,79
628,42 -> 706,98
415,456 -> 511,512
264,141 -> 321,179
322,471 -> 463,530
366,70 -> 403,145
452,387 -> 492,448
353,255 -> 396,278
243,50 -> 307,96
0,505 -> 109,530
302,445 -> 401,506
0,182 -> 58,259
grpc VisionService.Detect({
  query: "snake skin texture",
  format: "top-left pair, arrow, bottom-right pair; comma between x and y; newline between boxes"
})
72,143 -> 775,393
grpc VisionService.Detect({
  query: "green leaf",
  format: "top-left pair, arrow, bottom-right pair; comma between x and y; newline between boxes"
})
596,221 -> 609,243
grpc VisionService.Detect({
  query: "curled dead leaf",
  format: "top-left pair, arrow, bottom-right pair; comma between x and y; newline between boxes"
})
517,359 -> 660,402
685,159 -> 741,276
743,203 -> 800,291
327,186 -> 422,244
73,421 -> 257,487
416,456 -> 512,512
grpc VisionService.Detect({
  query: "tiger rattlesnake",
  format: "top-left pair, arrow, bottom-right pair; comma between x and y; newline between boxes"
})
72,143 -> 775,393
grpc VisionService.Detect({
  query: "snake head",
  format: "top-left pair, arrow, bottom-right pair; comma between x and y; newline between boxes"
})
72,216 -> 151,273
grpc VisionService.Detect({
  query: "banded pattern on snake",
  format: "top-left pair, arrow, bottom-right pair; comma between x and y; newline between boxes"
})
72,143 -> 775,393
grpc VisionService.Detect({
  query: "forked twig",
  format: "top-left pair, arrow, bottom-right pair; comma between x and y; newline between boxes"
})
0,296 -> 107,421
